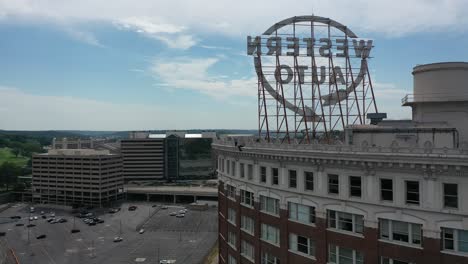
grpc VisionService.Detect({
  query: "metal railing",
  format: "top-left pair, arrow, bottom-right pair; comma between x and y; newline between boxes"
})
402,93 -> 468,105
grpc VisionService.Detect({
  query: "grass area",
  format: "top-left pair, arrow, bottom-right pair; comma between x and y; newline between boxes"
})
0,147 -> 28,167
203,241 -> 219,264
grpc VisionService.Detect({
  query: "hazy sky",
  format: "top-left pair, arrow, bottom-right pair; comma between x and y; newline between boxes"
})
1,0 -> 468,130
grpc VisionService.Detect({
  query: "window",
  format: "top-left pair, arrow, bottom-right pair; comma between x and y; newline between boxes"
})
442,228 -> 468,253
228,254 -> 237,264
247,164 -> 253,180
328,174 -> 339,194
304,171 -> 314,191
260,166 -> 267,183
329,244 -> 363,264
226,160 -> 230,175
289,233 -> 315,257
261,251 -> 280,264
241,215 -> 255,235
288,202 -> 315,224
349,176 -> 362,197
221,158 -> 225,172
241,240 -> 255,260
226,185 -> 236,200
381,257 -> 412,264
272,168 -> 279,185
228,231 -> 237,249
240,190 -> 254,207
405,181 -> 420,205
380,179 -> 393,201
289,170 -> 297,188
260,195 -> 280,216
261,223 -> 280,245
379,219 -> 422,246
443,183 -> 458,208
328,210 -> 364,234
240,163 -> 245,178
231,161 -> 236,176
228,208 -> 236,225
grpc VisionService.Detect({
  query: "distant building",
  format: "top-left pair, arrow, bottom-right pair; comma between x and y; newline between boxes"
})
121,131 -> 216,182
120,137 -> 166,181
52,137 -> 94,149
32,149 -> 124,207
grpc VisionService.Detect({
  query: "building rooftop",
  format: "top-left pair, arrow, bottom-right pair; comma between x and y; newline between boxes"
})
37,149 -> 114,156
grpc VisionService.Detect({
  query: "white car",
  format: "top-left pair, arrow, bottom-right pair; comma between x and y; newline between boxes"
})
139,229 -> 145,234
33,216 -> 38,220
176,214 -> 185,218
169,212 -> 177,216
29,217 -> 34,221
113,236 -> 123,242
160,260 -> 176,264
50,212 -> 55,217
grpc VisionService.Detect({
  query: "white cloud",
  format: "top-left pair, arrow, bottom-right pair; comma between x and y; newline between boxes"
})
117,17 -> 184,34
0,86 -> 256,130
114,16 -> 197,49
200,45 -> 231,50
62,27 -> 104,47
153,34 -> 197,50
150,57 -> 257,99
0,0 -> 468,37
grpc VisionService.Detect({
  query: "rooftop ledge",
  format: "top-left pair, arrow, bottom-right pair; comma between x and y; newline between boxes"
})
213,138 -> 468,157
402,94 -> 468,106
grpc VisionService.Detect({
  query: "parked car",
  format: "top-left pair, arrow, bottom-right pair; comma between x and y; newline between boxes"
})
40,211 -> 45,215
15,223 -> 24,227
0,232 -> 6,236
71,229 -> 80,233
128,206 -> 137,211
159,260 -> 176,264
29,217 -> 33,221
33,216 -> 38,220
161,206 -> 168,210
59,218 -> 67,223
139,229 -> 145,234
176,214 -> 185,218
47,218 -> 55,223
152,205 -> 158,208
41,215 -> 47,219
113,236 -> 123,242
169,212 -> 177,216
36,234 -> 46,239
27,224 -> 35,228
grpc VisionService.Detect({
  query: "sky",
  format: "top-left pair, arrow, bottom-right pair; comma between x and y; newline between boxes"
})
1,0 -> 468,130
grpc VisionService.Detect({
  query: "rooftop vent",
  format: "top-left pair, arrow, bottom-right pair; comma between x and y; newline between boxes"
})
367,113 -> 387,125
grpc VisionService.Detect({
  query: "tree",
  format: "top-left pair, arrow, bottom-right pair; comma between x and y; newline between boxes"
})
0,162 -> 21,191
11,148 -> 20,158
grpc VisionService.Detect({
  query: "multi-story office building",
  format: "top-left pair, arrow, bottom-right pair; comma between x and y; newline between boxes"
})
214,63 -> 468,264
120,137 -> 166,181
121,131 -> 216,182
32,149 -> 123,207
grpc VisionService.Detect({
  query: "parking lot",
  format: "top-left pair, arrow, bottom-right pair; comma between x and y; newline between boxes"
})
0,202 -> 218,264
